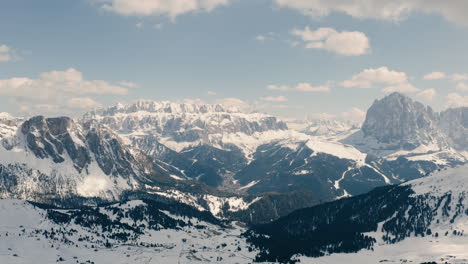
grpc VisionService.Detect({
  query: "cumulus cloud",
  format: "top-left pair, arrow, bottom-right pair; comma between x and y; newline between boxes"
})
260,96 -> 288,102
0,45 -> 16,62
97,0 -> 230,19
118,81 -> 139,88
275,0 -> 468,25
416,88 -> 437,101
455,82 -> 468,91
423,72 -> 446,80
267,84 -> 290,91
67,97 -> 102,109
342,67 -> 407,88
0,68 -> 130,116
295,82 -> 330,92
291,26 -> 369,56
382,83 -> 420,93
452,73 -> 468,81
207,90 -> 217,95
342,66 -> 419,93
215,97 -> 251,111
267,82 -> 330,92
446,93 -> 468,107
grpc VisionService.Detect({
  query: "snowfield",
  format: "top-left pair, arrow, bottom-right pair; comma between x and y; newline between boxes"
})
0,199 -> 258,264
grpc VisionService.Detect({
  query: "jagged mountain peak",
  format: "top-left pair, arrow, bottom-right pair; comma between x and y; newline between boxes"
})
83,100 -> 288,136
91,99 -> 252,116
362,92 -> 438,143
344,92 -> 450,156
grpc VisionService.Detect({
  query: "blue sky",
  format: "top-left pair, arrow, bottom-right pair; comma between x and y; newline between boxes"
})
1,0 -> 468,120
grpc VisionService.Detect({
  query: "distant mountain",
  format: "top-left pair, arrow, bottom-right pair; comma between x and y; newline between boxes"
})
439,107 -> 468,150
302,119 -> 359,137
83,100 -> 288,187
245,164 -> 468,263
344,92 -> 467,157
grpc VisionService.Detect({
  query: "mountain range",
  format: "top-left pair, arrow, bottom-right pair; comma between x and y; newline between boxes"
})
0,92 -> 467,263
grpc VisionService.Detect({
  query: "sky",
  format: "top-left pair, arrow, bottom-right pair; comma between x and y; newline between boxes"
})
1,0 -> 468,122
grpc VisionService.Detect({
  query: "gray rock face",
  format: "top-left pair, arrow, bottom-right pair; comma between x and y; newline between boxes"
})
21,116 -> 91,171
361,92 -> 446,149
0,116 -> 179,201
438,107 -> 468,150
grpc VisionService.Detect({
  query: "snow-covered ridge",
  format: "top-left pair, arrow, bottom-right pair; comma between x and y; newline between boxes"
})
0,116 -> 159,201
407,164 -> 468,197
94,100 -> 250,115
83,100 -> 288,137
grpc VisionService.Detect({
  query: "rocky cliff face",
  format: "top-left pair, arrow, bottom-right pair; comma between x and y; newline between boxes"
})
344,92 -> 467,157
361,92 -> 447,149
439,107 -> 468,150
0,116 -> 174,202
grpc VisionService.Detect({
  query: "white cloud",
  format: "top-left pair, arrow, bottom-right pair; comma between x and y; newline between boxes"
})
423,72 -> 446,80
260,96 -> 288,102
416,88 -> 437,101
256,35 -> 266,42
267,82 -> 330,92
452,73 -> 468,81
255,32 -> 276,42
267,84 -> 290,91
0,68 -> 129,115
153,23 -> 163,29
67,97 -> 102,109
275,0 -> 468,25
295,82 -> 330,92
207,90 -> 217,95
0,45 -> 16,62
291,26 -> 369,56
118,81 -> 139,88
456,82 -> 468,91
340,107 -> 366,124
446,93 -> 468,108
382,83 -> 420,93
342,66 -> 408,89
136,22 -> 144,28
98,0 -> 230,19
215,97 -> 251,111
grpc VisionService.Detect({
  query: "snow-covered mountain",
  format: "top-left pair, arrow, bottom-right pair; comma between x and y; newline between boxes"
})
0,115 -> 178,202
245,164 -> 468,263
1,93 -> 466,224
439,107 -> 468,151
301,119 -> 359,138
344,92 -> 467,157
80,95 -> 467,201
83,101 -> 288,187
